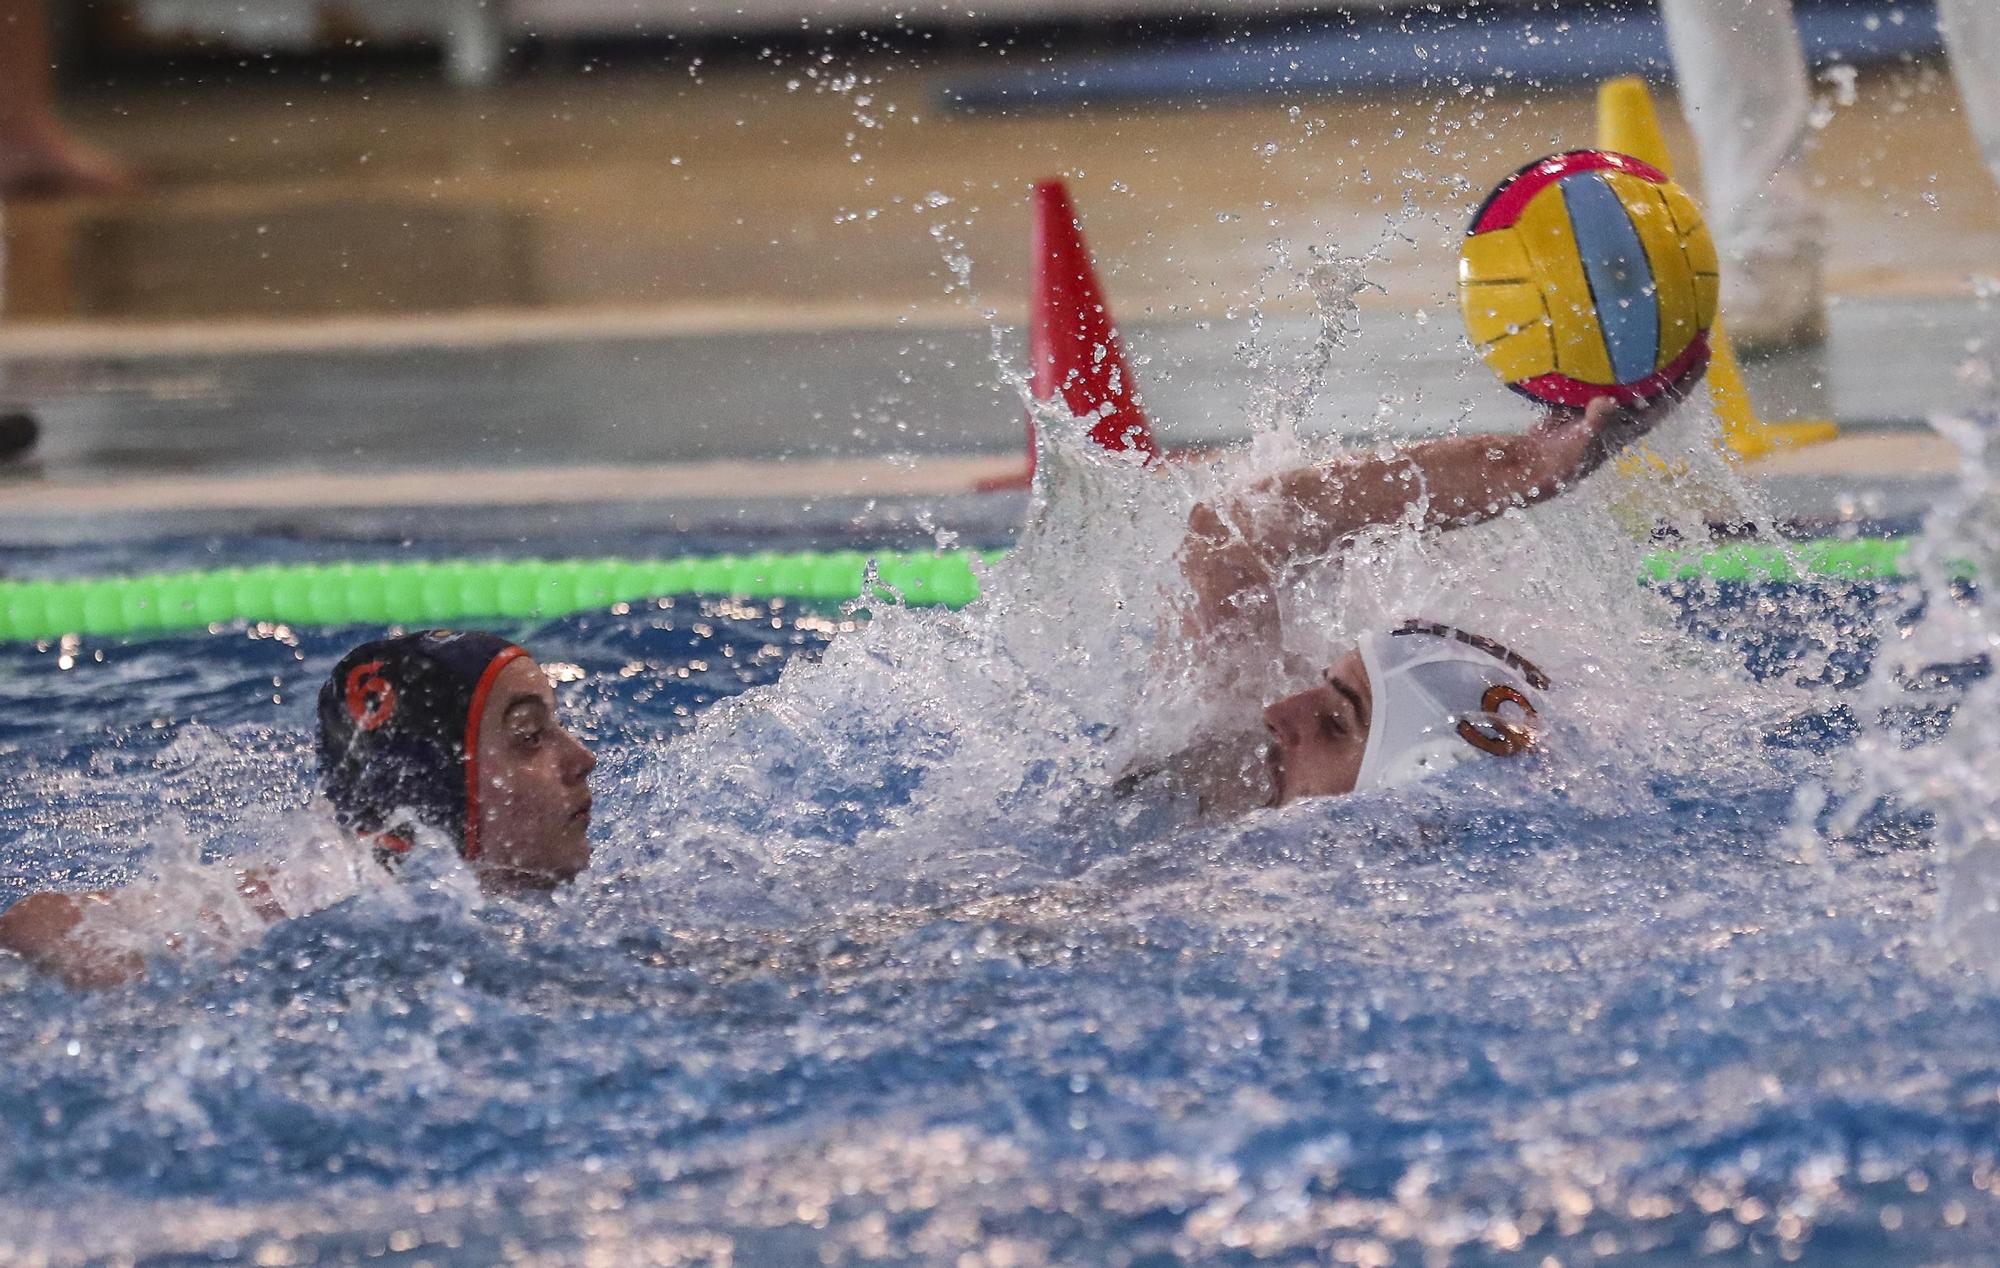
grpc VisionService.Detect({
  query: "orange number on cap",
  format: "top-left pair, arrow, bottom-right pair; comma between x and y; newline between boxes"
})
1456,684 -> 1538,757
344,660 -> 397,731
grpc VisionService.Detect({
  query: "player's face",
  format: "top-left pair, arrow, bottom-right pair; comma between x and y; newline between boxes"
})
1261,648 -> 1372,806
469,657 -> 597,889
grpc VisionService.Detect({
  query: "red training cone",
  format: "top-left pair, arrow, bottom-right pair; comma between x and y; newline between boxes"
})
978,180 -> 1159,491
1030,180 -> 1159,461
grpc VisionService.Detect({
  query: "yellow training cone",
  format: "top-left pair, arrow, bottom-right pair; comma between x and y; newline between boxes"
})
1596,76 -> 1837,459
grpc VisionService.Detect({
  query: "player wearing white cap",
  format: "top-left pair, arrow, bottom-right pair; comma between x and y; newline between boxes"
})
1163,393 -> 1674,813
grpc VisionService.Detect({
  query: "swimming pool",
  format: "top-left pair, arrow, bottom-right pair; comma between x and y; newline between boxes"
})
8,420 -> 2000,1266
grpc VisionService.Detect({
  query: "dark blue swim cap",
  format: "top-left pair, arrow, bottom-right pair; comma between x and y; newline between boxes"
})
316,630 -> 527,864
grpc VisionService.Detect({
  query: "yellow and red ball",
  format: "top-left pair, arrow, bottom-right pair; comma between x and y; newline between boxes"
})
1459,149 -> 1718,408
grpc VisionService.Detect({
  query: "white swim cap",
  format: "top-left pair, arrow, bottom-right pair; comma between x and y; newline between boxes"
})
1352,620 -> 1550,793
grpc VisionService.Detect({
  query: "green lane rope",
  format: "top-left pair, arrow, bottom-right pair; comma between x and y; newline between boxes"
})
0,540 -> 1937,642
0,551 -> 998,643
1638,537 -> 1915,583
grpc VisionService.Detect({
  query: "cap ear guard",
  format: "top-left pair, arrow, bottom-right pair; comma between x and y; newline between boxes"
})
1353,624 -> 1547,793
1456,683 -> 1539,757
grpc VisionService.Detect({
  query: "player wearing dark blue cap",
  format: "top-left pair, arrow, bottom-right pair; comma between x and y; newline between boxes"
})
1,631 -> 595,987
318,631 -> 595,882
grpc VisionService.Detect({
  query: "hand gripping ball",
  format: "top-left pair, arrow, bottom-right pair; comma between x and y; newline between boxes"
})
1460,149 -> 1718,408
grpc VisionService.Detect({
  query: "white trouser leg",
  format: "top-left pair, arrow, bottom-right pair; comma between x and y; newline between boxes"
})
1939,0 -> 2000,190
1658,0 -> 1825,347
1658,0 -> 1823,257
444,0 -> 507,87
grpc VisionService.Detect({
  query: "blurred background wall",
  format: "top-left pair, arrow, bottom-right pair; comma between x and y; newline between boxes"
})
66,0 -> 1509,83
10,0 -> 1975,331
3,0 -> 1988,487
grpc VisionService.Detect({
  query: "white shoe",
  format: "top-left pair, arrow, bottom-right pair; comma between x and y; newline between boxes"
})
1721,247 -> 1828,355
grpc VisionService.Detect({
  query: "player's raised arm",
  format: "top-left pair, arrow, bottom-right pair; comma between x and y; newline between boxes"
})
1179,395 -> 1675,649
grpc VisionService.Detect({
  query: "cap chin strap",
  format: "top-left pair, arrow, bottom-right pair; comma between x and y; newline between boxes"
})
1353,626 -> 1545,793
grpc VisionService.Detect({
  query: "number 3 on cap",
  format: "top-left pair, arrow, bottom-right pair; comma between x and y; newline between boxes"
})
345,661 -> 397,731
1456,684 -> 1537,757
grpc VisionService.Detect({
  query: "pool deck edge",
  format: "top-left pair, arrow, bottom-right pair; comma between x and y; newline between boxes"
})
0,453 -> 1033,518
0,430 -> 1964,523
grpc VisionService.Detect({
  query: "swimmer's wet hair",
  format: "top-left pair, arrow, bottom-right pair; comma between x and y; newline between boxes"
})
316,630 -> 525,868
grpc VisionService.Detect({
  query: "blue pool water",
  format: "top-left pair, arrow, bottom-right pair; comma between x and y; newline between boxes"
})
7,480 -> 2000,1264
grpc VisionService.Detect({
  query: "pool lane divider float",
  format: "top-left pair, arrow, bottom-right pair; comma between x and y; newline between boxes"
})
0,540 -> 1931,642
0,553 -> 996,643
